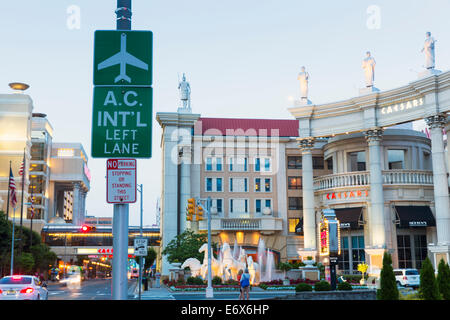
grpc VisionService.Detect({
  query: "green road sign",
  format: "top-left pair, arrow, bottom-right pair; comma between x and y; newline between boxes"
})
94,30 -> 152,86
91,86 -> 152,158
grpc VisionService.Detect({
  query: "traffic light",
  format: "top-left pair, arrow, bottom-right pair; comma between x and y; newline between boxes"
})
80,225 -> 96,232
187,198 -> 195,221
196,205 -> 204,221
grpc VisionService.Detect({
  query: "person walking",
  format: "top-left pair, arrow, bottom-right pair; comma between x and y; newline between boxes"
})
239,268 -> 251,300
237,269 -> 244,299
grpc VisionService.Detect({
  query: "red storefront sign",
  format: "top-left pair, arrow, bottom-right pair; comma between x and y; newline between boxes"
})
326,190 -> 369,200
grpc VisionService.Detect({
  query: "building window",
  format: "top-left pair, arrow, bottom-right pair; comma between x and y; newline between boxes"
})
414,235 -> 427,269
229,178 -> 248,192
213,199 -> 223,214
256,199 -> 262,213
288,197 -> 302,210
230,199 -> 249,214
265,199 -> 271,209
388,150 -> 405,169
255,178 -> 261,192
205,178 -> 223,192
339,237 -> 350,273
229,157 -> 248,172
351,236 -> 366,271
254,157 -> 271,172
264,178 -> 271,192
206,158 -> 213,171
397,235 -> 412,268
287,156 -> 302,169
348,151 -> 366,171
326,158 -> 333,170
206,157 -> 223,171
288,218 -> 300,233
312,157 -> 324,169
288,176 -> 302,189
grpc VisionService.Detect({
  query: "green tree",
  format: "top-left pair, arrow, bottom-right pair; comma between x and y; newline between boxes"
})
135,247 -> 157,271
278,262 -> 292,279
419,257 -> 440,300
437,259 -> 450,300
31,244 -> 57,274
0,211 -> 12,276
162,230 -> 216,263
377,252 -> 399,300
17,252 -> 34,274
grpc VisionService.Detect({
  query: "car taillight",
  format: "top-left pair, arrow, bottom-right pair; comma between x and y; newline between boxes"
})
20,287 -> 34,294
403,276 -> 407,280
0,289 -> 3,294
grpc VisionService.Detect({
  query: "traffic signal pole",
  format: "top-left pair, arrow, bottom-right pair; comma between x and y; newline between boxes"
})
205,197 -> 213,299
112,0 -> 132,300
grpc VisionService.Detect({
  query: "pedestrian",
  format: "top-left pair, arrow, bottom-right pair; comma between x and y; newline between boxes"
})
239,268 -> 251,300
237,269 -> 244,299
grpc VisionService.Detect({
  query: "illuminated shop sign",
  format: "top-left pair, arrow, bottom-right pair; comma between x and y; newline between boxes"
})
326,190 -> 369,200
380,97 -> 424,115
318,214 -> 341,257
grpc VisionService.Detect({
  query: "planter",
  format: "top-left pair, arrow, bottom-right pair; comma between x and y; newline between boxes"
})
283,279 -> 290,285
303,260 -> 315,266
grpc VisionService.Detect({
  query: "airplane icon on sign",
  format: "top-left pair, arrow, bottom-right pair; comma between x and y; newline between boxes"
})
97,33 -> 149,83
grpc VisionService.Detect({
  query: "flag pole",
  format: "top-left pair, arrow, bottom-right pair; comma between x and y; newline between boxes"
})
30,181 -> 34,248
5,161 -> 11,220
19,149 -> 25,234
10,207 -> 16,275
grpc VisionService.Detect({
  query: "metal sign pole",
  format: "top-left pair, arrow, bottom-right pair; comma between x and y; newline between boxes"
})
205,197 -> 213,298
112,0 -> 131,300
138,184 -> 143,300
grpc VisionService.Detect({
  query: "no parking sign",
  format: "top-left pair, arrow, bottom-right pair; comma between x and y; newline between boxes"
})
106,158 -> 136,203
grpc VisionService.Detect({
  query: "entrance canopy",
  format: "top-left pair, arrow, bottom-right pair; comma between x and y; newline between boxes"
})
395,206 -> 436,228
333,207 -> 364,230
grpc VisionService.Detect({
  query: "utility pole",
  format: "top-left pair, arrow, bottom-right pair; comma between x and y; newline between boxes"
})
206,197 -> 213,299
112,0 -> 132,300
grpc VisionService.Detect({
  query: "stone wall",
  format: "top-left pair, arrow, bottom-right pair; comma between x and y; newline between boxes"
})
287,289 -> 377,300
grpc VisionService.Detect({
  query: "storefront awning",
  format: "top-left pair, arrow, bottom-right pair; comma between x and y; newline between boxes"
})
333,207 -> 364,230
395,206 -> 436,228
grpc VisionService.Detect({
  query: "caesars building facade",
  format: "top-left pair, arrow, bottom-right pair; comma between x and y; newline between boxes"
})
157,70 -> 450,277
0,90 -> 91,235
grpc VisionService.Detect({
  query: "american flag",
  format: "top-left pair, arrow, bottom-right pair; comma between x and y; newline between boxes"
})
9,167 -> 17,208
18,160 -> 24,176
29,195 -> 35,219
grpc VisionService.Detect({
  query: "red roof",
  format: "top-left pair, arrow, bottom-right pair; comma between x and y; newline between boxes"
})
194,117 -> 299,137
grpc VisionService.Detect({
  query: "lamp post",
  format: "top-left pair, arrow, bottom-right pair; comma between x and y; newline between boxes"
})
10,208 -> 16,275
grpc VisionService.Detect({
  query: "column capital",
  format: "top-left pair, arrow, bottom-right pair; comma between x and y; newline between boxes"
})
298,138 -> 315,151
425,113 -> 447,129
364,128 -> 384,143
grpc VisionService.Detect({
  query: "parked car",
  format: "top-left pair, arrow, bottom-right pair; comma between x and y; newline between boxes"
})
0,275 -> 48,300
394,268 -> 420,288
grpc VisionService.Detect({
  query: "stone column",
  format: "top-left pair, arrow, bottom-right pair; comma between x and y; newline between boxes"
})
72,182 -> 81,226
298,138 -> 317,255
179,145 -> 192,233
364,128 -> 386,273
426,115 -> 450,246
445,119 -> 450,186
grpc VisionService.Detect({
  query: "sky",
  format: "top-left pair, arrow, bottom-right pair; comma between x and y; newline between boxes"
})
1,0 -> 449,226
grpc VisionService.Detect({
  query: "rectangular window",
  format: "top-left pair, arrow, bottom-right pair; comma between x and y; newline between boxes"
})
229,157 -> 248,172
348,151 -> 366,172
255,158 -> 261,172
256,199 -> 261,213
216,178 -> 222,192
229,178 -> 248,192
216,158 -> 223,171
397,235 -> 413,268
288,197 -> 302,210
288,176 -> 302,189
338,237 -> 350,273
388,150 -> 405,169
264,158 -> 271,172
215,199 -> 223,213
230,199 -> 249,214
287,156 -> 302,169
414,235 -> 427,269
326,158 -> 333,170
265,199 -> 271,209
351,236 -> 366,272
255,178 -> 261,192
206,158 -> 213,171
265,178 -> 271,192
288,218 -> 300,233
312,157 -> 324,169
206,178 -> 213,192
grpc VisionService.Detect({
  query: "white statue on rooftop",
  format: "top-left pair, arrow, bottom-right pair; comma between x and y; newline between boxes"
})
297,66 -> 309,100
421,32 -> 436,69
178,73 -> 191,111
362,51 -> 376,87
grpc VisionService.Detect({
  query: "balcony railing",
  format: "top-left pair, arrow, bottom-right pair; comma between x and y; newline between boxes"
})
199,216 -> 283,232
314,170 -> 434,191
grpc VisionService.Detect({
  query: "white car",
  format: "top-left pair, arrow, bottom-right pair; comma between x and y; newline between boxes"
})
394,268 -> 420,288
0,275 -> 48,300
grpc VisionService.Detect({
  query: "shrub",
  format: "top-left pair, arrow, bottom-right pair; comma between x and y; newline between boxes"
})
259,283 -> 268,290
419,257 -> 440,300
296,283 -> 313,292
314,281 -> 331,291
437,259 -> 450,300
212,276 -> 222,285
342,275 -> 362,283
378,252 -> 399,300
337,282 -> 353,291
186,276 -> 204,285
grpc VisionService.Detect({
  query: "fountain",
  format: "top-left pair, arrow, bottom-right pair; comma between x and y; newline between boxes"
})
181,237 -> 278,285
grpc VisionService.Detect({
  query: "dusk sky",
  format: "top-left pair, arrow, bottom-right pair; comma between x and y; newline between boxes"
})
1,0 -> 449,225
